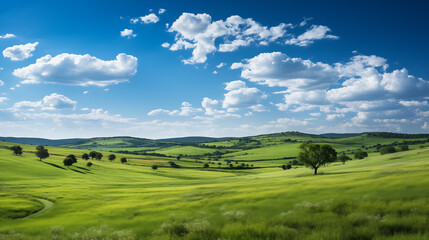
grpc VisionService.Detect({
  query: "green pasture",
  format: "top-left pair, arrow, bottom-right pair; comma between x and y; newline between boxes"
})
0,139 -> 428,239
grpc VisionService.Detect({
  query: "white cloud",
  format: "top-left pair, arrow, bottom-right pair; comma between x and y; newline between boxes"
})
216,62 -> 226,68
222,81 -> 267,110
286,25 -> 338,46
158,8 -> 166,14
161,42 -> 170,48
167,13 -> 292,64
120,29 -> 137,38
212,70 -> 218,74
0,33 -> 16,39
219,39 -> 252,52
0,97 -> 8,103
423,122 -> 428,130
299,17 -> 313,27
233,52 -> 338,91
13,53 -> 137,87
0,80 -> 3,86
199,97 -> 240,119
399,100 -> 428,107
131,13 -> 159,24
224,80 -> 246,91
269,118 -> 308,126
148,102 -> 202,117
13,93 -> 77,111
326,113 -> 345,121
83,91 -> 88,94
309,112 -> 321,117
250,104 -> 268,112
3,42 -> 39,61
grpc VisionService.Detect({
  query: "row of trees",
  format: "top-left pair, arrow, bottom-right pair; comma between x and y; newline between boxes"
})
9,145 -> 50,161
8,145 -> 128,167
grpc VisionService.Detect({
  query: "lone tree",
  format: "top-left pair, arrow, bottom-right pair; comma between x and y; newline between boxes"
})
120,157 -> 127,164
354,151 -> 368,159
82,153 -> 89,161
66,154 -> 77,163
35,145 -> 49,161
203,163 -> 209,168
176,155 -> 182,161
89,151 -> 97,160
151,165 -> 158,170
108,154 -> 116,162
338,155 -> 352,165
10,145 -> 23,155
297,143 -> 337,175
63,156 -> 77,167
87,162 -> 93,167
95,152 -> 103,161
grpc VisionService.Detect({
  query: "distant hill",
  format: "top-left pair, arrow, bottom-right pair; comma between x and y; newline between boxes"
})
158,136 -> 235,143
0,137 -> 83,146
60,136 -> 177,149
320,133 -> 361,138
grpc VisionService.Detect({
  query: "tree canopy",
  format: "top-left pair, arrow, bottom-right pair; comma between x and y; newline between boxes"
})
35,145 -> 49,161
297,143 -> 337,175
354,151 -> 368,159
63,156 -> 77,167
82,153 -> 89,161
95,152 -> 103,160
89,151 -> 97,160
10,145 -> 23,155
108,154 -> 116,162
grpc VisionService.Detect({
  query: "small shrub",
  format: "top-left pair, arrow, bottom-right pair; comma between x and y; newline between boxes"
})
151,165 -> 158,170
87,162 -> 93,167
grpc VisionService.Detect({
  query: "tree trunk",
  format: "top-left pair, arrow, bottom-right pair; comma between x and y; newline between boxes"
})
314,168 -> 318,175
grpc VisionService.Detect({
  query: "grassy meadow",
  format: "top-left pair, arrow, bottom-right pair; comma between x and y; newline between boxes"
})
0,133 -> 429,239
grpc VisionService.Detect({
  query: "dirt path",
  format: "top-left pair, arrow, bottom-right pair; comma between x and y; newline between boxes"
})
19,197 -> 54,219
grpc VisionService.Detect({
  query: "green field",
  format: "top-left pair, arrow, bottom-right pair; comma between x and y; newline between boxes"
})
1,133 -> 429,239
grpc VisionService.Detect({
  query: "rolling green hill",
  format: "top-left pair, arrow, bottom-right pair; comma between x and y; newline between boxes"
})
0,137 -> 429,239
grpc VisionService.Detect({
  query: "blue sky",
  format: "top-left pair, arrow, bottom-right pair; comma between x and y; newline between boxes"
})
0,0 -> 428,139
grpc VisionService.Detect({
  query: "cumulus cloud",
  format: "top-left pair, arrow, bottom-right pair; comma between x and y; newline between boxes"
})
13,53 -> 137,87
120,29 -> 137,38
233,52 -> 338,91
286,25 -> 338,46
222,80 -> 267,110
3,42 -> 39,61
148,102 -> 202,117
131,13 -> 159,24
326,113 -> 345,121
328,57 -> 429,102
13,93 -> 76,111
161,42 -> 170,48
0,80 -> 3,86
200,97 -> 240,119
250,104 -> 268,112
167,13 -> 292,64
0,97 -> 8,103
0,33 -> 16,39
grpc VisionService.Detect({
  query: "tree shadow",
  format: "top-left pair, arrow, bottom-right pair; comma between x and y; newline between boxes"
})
42,161 -> 66,170
69,168 -> 86,174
